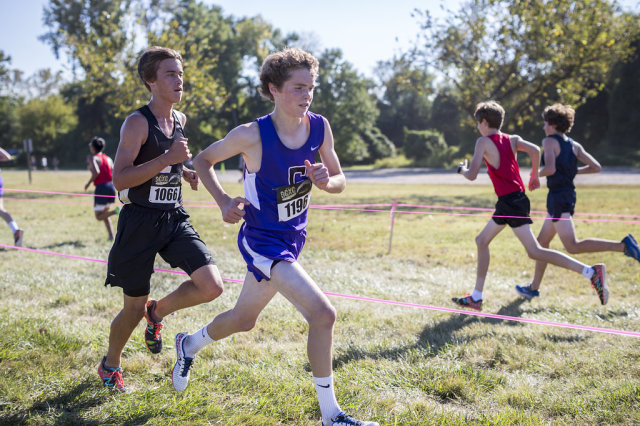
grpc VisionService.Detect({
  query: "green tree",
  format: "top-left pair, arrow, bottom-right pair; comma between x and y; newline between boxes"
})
17,95 -> 77,154
375,55 -> 434,147
312,49 -> 380,164
412,0 -> 638,130
403,128 -> 458,167
0,51 -> 21,150
606,34 -> 640,162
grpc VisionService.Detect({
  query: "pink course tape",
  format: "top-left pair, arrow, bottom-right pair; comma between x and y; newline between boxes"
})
2,243 -> 638,338
5,188 -> 640,223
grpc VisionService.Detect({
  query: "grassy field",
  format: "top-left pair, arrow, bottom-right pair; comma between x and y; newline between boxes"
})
1,170 -> 639,425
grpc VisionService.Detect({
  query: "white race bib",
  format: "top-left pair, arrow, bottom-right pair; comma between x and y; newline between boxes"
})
148,172 -> 181,204
276,179 -> 312,221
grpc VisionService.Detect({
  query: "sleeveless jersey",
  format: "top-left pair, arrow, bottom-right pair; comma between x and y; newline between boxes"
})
93,152 -> 113,186
545,134 -> 577,192
485,133 -> 525,196
243,112 -> 325,232
118,105 -> 184,210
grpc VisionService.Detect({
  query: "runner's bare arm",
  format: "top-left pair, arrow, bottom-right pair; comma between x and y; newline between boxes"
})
514,135 -> 540,190
0,147 -> 11,161
85,156 -> 100,190
193,124 -> 257,223
575,142 -> 602,174
308,117 -> 345,193
538,137 -> 559,177
460,137 -> 489,181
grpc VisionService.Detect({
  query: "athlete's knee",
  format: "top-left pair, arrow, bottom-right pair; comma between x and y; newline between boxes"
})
193,269 -> 224,301
475,234 -> 490,248
201,282 -> 224,302
310,304 -> 336,328
525,244 -> 544,260
120,301 -> 146,321
234,313 -> 258,332
564,241 -> 581,254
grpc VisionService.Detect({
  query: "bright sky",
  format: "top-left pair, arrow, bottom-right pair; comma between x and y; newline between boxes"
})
2,0 -> 639,80
2,0 -> 460,79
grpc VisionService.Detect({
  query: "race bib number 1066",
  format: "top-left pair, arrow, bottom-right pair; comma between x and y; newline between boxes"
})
149,172 -> 181,204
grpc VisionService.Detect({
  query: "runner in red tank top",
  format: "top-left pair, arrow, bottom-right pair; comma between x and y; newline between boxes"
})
85,136 -> 120,240
452,101 -> 608,311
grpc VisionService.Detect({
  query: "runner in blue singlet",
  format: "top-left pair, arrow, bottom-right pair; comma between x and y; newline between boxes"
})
170,47 -> 379,426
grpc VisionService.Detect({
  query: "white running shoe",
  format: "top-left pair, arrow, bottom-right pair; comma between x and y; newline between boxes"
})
324,412 -> 379,426
172,332 -> 195,392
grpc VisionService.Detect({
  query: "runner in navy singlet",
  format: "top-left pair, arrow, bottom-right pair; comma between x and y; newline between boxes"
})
171,48 -> 379,426
516,104 -> 639,300
454,101 -> 608,311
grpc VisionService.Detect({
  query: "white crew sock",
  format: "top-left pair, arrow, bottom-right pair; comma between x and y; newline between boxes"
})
183,325 -> 215,358
471,289 -> 483,302
582,266 -> 595,279
8,221 -> 19,233
314,375 -> 341,424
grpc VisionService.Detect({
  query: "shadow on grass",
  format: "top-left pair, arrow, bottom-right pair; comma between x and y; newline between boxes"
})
333,298 -> 534,369
40,241 -> 86,250
0,379 -> 139,426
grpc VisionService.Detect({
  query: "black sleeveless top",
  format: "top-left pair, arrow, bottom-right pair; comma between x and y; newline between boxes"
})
545,134 -> 577,192
118,105 -> 184,209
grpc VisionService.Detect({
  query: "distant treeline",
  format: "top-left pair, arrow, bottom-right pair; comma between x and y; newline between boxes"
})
1,0 -> 638,168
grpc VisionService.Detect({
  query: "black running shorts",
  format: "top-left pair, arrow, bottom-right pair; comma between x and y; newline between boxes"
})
492,191 -> 533,228
104,204 -> 215,297
546,189 -> 576,222
94,182 -> 116,208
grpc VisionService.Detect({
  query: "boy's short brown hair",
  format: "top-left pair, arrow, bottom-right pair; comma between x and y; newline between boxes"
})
542,104 -> 575,133
137,46 -> 183,91
259,47 -> 319,102
474,100 -> 505,129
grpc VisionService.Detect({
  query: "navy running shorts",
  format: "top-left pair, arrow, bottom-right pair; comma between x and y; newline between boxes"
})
492,191 -> 533,228
237,222 -> 306,282
94,182 -> 116,209
105,204 -> 215,297
546,189 -> 576,222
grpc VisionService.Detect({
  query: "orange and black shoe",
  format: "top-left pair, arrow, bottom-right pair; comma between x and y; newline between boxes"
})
590,264 -> 609,305
451,294 -> 482,311
144,299 -> 163,354
97,356 -> 125,392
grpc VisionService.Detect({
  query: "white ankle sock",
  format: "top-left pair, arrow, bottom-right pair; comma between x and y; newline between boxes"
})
471,289 -> 483,302
183,325 -> 214,358
313,375 -> 341,424
8,221 -> 18,233
582,266 -> 594,279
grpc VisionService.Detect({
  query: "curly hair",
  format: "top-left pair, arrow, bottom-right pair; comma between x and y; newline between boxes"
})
259,48 -> 319,102
542,104 -> 575,134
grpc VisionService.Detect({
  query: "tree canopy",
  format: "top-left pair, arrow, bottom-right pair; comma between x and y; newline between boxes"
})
1,0 -> 639,167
